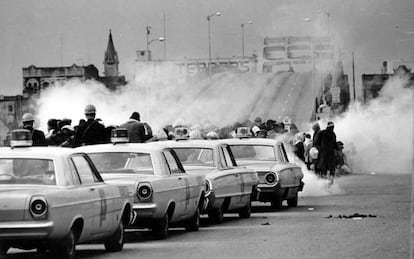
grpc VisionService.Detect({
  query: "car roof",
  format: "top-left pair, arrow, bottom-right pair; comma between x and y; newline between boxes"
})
0,146 -> 82,159
76,142 -> 167,153
219,138 -> 281,146
151,139 -> 222,149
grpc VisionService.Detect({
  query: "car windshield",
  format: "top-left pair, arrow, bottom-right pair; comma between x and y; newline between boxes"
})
173,148 -> 215,167
88,152 -> 154,175
0,158 -> 56,185
230,145 -> 277,162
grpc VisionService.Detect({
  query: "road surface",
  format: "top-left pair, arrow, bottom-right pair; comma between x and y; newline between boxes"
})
6,173 -> 410,259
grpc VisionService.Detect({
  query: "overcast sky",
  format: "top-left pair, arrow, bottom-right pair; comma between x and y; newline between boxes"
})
0,0 -> 413,96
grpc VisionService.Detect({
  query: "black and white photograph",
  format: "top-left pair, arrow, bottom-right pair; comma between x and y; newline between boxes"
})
0,0 -> 413,258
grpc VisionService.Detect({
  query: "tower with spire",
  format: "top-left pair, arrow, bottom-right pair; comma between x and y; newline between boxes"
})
103,30 -> 119,77
100,30 -> 126,90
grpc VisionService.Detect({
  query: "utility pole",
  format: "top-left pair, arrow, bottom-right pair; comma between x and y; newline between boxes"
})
352,52 -> 356,101
163,12 -> 166,60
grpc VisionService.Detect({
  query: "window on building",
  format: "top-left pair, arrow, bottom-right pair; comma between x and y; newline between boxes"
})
8,104 -> 13,113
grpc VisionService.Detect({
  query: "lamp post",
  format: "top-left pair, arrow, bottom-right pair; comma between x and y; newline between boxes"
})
207,12 -> 221,77
304,18 -> 317,117
145,26 -> 165,119
241,20 -> 253,70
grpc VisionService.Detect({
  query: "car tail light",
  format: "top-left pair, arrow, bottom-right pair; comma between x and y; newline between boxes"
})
205,179 -> 213,196
265,172 -> 278,185
137,182 -> 152,201
29,197 -> 48,218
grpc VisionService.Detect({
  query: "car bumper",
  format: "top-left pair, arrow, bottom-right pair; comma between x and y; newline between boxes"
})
0,221 -> 54,239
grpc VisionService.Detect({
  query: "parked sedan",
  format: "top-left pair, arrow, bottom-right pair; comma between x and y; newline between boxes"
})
0,130 -> 134,259
77,140 -> 206,239
221,137 -> 304,209
157,140 -> 259,224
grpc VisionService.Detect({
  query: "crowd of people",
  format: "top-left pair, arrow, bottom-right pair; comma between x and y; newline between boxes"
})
15,104 -> 352,182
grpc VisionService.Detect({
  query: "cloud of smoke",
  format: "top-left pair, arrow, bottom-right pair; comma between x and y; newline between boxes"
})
36,63 -> 317,133
332,76 -> 413,174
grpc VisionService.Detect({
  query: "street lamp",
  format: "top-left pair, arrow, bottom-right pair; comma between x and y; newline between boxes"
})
146,26 -> 165,62
241,20 -> 253,69
145,26 -> 165,119
207,12 -> 221,77
305,18 -> 317,117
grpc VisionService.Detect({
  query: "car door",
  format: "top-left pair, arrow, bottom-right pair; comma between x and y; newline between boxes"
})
71,154 -> 112,236
162,150 -> 187,220
219,145 -> 243,208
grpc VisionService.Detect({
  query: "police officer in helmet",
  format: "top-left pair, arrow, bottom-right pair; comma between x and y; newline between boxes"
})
73,104 -> 106,147
21,113 -> 47,146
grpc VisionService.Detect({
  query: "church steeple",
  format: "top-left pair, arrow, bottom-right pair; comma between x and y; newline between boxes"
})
103,30 -> 119,77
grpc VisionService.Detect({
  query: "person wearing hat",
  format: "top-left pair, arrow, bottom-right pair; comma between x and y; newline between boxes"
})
73,104 -> 106,147
21,113 -> 47,146
314,121 -> 337,184
119,112 -> 146,143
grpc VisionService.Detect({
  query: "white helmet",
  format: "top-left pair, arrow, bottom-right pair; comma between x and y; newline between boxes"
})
84,104 -> 96,114
22,113 -> 35,123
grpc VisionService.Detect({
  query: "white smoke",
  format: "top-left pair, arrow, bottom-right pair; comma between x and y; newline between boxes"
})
35,65 -> 316,132
332,76 -> 413,174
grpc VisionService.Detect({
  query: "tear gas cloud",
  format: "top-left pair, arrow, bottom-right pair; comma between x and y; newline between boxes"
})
332,76 -> 413,174
37,62 -> 413,178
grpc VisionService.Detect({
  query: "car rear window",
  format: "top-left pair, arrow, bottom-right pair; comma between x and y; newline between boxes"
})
173,148 -> 215,167
0,158 -> 56,185
88,152 -> 154,175
230,145 -> 277,161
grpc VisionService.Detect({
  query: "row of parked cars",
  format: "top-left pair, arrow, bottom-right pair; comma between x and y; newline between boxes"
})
0,128 -> 304,259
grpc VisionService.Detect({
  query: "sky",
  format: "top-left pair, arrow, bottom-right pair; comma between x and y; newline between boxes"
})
0,0 -> 413,96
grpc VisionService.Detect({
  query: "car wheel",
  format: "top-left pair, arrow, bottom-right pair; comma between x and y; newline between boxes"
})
0,242 -> 9,256
185,207 -> 200,231
51,229 -> 76,259
238,200 -> 251,218
208,206 -> 224,224
104,221 -> 124,252
153,213 -> 169,239
271,196 -> 283,210
36,244 -> 48,254
287,195 -> 298,207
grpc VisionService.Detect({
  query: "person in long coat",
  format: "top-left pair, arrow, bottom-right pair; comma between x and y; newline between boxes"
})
315,121 -> 337,182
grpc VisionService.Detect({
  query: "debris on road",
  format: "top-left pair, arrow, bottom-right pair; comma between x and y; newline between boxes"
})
325,213 -> 377,219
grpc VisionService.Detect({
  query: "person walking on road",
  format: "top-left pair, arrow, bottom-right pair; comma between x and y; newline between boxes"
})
119,112 -> 146,143
315,121 -> 337,185
73,104 -> 106,147
311,122 -> 321,174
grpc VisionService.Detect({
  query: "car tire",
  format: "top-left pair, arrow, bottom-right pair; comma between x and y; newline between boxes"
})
271,196 -> 283,210
238,200 -> 251,218
287,195 -> 298,207
0,242 -> 9,256
153,213 -> 169,240
36,244 -> 48,254
208,206 -> 224,224
185,207 -> 200,231
51,229 -> 76,259
104,221 -> 124,252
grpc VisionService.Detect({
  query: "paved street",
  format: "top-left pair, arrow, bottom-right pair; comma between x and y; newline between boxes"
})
6,173 -> 411,259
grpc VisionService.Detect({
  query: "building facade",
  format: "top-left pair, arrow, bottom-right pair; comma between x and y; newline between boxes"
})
362,61 -> 414,103
22,30 -> 126,97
